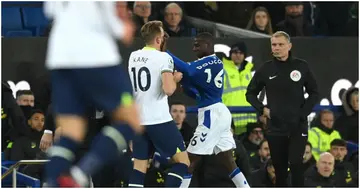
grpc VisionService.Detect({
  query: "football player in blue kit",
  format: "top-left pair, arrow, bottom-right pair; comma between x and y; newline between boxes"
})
167,32 -> 250,188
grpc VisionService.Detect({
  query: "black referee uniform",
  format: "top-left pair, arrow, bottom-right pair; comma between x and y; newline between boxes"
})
246,52 -> 319,186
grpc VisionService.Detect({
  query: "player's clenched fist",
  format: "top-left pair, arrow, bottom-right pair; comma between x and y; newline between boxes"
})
174,72 -> 183,82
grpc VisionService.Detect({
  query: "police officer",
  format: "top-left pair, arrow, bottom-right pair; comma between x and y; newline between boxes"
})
246,31 -> 319,187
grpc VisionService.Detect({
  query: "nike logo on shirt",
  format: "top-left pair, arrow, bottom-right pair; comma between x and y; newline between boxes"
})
269,75 -> 277,80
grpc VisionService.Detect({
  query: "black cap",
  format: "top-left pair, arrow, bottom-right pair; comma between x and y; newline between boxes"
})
229,42 -> 247,56
246,122 -> 263,134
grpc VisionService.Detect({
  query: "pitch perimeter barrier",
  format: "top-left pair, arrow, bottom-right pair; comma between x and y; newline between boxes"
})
186,105 -> 343,129
186,105 -> 341,114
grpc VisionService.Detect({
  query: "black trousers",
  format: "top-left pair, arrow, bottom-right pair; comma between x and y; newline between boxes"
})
267,133 -> 307,187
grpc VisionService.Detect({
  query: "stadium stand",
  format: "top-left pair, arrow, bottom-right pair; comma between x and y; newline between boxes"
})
22,7 -> 49,36
1,2 -> 48,37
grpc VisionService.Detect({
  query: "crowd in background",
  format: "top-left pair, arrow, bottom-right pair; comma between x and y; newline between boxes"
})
40,1 -> 358,37
126,1 -> 358,37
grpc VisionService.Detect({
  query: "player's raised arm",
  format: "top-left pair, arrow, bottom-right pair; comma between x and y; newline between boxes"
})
166,51 -> 191,75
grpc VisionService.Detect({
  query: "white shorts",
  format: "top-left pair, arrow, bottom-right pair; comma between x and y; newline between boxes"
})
187,103 -> 236,155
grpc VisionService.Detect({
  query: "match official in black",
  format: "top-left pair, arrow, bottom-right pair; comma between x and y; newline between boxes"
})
245,31 -> 319,187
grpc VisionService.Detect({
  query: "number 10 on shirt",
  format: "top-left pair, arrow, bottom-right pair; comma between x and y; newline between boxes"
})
131,67 -> 151,92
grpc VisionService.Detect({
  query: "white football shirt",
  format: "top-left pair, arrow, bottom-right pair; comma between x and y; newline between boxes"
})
44,1 -> 124,69
128,47 -> 174,125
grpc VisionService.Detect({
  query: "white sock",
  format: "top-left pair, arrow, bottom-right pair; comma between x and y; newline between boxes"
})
180,175 -> 192,188
229,168 -> 250,188
70,166 -> 89,187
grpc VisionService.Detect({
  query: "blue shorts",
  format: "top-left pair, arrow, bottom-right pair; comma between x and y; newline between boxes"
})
50,65 -> 133,116
132,121 -> 186,160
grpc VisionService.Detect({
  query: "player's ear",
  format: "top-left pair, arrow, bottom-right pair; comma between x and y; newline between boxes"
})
156,35 -> 161,45
160,31 -> 169,52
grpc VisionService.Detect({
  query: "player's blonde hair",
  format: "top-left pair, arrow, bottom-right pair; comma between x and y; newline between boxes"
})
271,31 -> 291,43
140,20 -> 163,44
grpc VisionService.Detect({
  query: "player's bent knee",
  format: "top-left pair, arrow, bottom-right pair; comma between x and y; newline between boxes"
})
133,158 -> 149,173
172,151 -> 190,167
55,115 -> 87,142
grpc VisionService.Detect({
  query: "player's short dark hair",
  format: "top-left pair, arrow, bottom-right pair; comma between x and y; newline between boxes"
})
141,20 -> 163,44
196,32 -> 214,45
259,139 -> 268,149
16,90 -> 34,99
330,139 -> 347,148
306,141 -> 312,149
170,101 -> 185,108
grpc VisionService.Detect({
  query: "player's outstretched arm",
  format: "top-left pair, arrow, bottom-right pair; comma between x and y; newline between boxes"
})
166,51 -> 191,75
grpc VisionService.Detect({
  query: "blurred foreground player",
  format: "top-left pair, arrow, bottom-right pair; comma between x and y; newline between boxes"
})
167,33 -> 250,188
127,21 -> 190,187
43,1 -> 143,187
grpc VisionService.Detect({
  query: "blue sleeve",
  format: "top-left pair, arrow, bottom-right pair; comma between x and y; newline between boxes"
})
182,85 -> 200,100
179,71 -> 200,100
166,51 -> 191,74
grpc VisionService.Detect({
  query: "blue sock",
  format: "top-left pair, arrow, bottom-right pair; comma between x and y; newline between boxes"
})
76,125 -> 129,177
128,169 -> 145,188
165,163 -> 188,187
45,136 -> 79,186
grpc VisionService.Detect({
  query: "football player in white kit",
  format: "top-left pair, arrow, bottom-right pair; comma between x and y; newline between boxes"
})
127,21 -> 190,187
43,1 -> 143,187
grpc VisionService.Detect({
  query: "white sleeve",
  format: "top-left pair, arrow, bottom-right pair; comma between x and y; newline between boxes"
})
97,1 -> 125,39
160,54 -> 174,73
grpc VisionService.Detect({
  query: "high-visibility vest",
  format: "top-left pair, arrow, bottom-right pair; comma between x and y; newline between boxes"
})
308,127 -> 342,161
222,58 -> 257,135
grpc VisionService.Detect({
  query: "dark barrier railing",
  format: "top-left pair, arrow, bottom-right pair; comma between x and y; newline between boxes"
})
186,105 -> 341,113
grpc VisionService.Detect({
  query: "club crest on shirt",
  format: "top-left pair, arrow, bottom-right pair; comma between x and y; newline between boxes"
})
290,70 -> 301,82
168,58 -> 174,69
